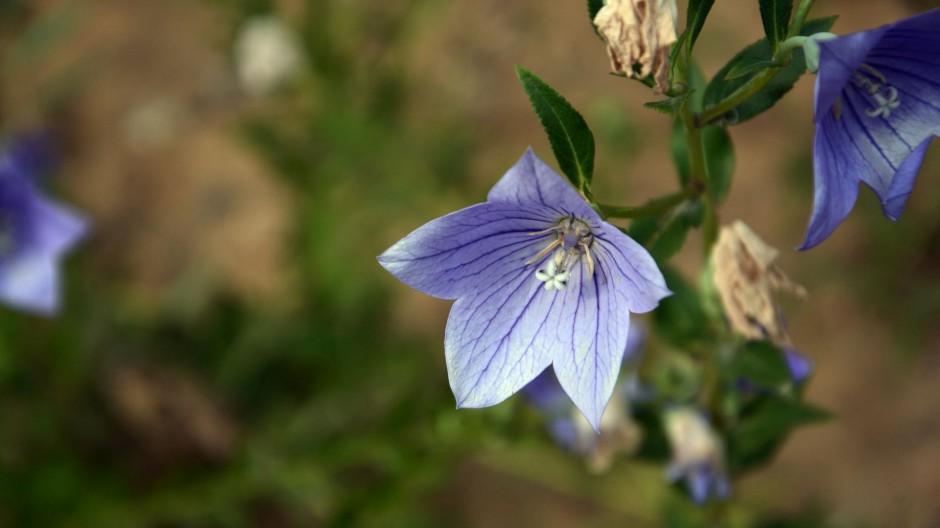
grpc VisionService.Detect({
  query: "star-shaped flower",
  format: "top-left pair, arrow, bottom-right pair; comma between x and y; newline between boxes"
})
0,134 -> 87,315
378,149 -> 670,429
801,9 -> 940,249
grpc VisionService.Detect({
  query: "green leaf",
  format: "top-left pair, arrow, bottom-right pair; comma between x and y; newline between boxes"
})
644,92 -> 693,117
685,0 -> 715,52
729,397 -> 831,472
516,66 -> 596,189
759,0 -> 793,50
667,0 -> 713,84
728,340 -> 791,388
724,58 -> 775,80
633,200 -> 704,264
652,266 -> 713,348
702,16 -> 837,125
702,125 -> 734,203
648,202 -> 701,262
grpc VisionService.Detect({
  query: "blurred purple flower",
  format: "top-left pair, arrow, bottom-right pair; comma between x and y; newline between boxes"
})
664,407 -> 730,504
378,149 -> 670,429
783,347 -> 812,385
523,326 -> 646,464
801,9 -> 940,249
0,133 -> 87,315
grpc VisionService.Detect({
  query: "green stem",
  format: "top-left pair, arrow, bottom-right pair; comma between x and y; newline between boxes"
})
681,101 -> 719,257
787,0 -> 817,39
602,186 -> 697,219
696,0 -> 817,127
696,66 -> 781,127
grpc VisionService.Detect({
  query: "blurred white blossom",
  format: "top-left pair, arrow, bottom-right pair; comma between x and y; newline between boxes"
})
233,15 -> 304,98
664,407 -> 730,504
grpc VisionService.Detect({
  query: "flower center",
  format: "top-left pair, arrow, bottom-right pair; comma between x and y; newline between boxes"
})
850,63 -> 901,119
527,216 -> 595,291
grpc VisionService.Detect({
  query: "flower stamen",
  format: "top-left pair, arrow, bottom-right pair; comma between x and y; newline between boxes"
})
851,63 -> 901,119
529,216 -> 596,290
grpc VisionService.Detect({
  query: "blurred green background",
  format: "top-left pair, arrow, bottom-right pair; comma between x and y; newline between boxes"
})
1,0 -> 938,526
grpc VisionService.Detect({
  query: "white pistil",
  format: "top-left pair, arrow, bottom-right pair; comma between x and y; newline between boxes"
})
851,65 -> 901,120
865,86 -> 900,118
535,258 -> 570,291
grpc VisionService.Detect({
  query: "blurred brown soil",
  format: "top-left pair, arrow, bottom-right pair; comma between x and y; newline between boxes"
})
3,0 -> 295,314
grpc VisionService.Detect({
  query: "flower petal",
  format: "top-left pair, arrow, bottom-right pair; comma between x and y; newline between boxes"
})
444,262 -> 558,410
593,223 -> 671,313
0,255 -> 58,315
27,196 -> 88,257
547,227 -> 667,429
815,30 -> 885,121
549,263 -> 623,431
882,138 -> 930,221
378,201 -> 557,300
800,115 -> 862,250
487,148 -> 599,222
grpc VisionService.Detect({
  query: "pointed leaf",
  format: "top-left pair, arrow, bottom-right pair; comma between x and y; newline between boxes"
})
725,58 -> 775,80
644,92 -> 693,117
516,66 -> 596,189
652,265 -> 713,348
729,397 -> 831,471
759,0 -> 793,50
685,0 -> 715,52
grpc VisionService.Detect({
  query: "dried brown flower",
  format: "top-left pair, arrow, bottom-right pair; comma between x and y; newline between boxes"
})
593,0 -> 678,92
711,221 -> 806,343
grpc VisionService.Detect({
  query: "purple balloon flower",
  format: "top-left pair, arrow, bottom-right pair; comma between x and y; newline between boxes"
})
801,9 -> 940,249
378,149 -> 670,429
0,134 -> 87,315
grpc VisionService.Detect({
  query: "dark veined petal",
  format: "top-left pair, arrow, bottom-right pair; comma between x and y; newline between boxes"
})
800,113 -> 862,250
444,259 -> 563,414
883,139 -> 931,220
378,201 -> 557,300
814,30 -> 885,122
552,227 -> 669,429
487,148 -> 599,222
446,231 -> 664,430
592,223 -> 672,313
805,9 -> 940,248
